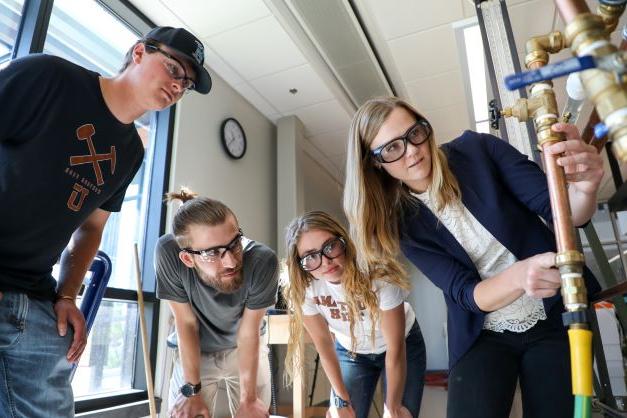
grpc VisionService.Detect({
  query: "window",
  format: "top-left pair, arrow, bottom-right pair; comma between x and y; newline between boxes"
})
5,0 -> 171,412
455,19 -> 491,134
0,0 -> 24,64
72,299 -> 139,398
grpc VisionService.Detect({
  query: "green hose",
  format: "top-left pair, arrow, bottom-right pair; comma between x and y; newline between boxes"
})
574,395 -> 591,418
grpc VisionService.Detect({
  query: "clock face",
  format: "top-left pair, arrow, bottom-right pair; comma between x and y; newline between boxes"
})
221,118 -> 246,159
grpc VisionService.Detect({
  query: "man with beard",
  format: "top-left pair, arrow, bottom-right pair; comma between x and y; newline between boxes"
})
155,189 -> 277,418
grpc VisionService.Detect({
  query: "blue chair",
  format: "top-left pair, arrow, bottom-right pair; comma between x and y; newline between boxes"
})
70,250 -> 112,380
80,251 -> 112,333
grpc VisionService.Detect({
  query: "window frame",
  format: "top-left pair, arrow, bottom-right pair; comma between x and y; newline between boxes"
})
8,0 -> 174,414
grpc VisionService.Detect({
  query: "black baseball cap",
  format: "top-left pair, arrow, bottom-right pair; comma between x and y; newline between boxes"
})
144,26 -> 211,94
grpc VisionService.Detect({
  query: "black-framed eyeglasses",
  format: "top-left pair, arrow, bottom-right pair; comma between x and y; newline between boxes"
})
371,119 -> 432,164
183,229 -> 244,263
144,43 -> 196,92
299,237 -> 346,272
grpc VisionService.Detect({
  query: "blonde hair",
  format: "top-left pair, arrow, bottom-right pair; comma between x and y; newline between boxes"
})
343,96 -> 460,273
282,211 -> 408,384
165,187 -> 237,248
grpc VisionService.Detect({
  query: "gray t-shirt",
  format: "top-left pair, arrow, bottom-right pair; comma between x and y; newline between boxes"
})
155,233 -> 278,353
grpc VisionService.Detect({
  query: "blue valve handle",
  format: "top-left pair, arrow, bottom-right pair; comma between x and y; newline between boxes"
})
505,56 -> 596,91
594,122 -> 609,139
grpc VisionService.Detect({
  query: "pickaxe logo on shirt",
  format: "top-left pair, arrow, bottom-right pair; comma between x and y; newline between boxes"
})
69,124 -> 116,186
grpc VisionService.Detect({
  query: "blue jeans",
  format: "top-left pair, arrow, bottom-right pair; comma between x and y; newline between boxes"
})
0,292 -> 74,418
333,321 -> 426,418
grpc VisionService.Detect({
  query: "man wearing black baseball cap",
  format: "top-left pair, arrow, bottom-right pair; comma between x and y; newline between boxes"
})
0,26 -> 209,417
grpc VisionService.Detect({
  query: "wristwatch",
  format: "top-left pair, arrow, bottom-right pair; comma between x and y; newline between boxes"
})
180,381 -> 201,397
332,389 -> 351,408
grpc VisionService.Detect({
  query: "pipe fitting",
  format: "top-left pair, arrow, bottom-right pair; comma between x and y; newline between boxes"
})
556,251 -> 587,311
597,3 -> 626,33
525,32 -> 565,68
564,13 -> 607,52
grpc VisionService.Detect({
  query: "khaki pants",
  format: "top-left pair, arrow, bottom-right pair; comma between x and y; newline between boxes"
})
168,345 -> 271,418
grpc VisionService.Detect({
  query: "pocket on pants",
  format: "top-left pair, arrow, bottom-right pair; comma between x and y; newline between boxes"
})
0,292 -> 27,349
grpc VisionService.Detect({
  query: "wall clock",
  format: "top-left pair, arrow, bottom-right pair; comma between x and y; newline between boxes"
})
220,117 -> 247,159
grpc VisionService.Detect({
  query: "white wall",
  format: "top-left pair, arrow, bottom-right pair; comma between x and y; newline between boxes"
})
302,152 -> 344,222
405,262 -> 448,370
167,81 -> 277,247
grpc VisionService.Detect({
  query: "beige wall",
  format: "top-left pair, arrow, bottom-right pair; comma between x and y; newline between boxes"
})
166,82 -> 277,248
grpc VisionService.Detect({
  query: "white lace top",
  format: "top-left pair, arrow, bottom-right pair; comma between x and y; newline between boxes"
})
412,190 -> 546,333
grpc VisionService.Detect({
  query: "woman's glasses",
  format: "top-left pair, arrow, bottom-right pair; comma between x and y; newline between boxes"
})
371,119 -> 432,164
299,237 -> 346,272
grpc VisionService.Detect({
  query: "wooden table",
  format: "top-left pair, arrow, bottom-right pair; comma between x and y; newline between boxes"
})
264,314 -> 326,418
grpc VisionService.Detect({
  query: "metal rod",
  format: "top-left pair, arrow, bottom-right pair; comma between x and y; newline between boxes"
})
133,243 -> 157,418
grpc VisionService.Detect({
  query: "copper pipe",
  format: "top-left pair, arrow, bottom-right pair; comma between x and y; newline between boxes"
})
501,29 -> 587,310
542,148 -> 578,251
555,0 -> 591,25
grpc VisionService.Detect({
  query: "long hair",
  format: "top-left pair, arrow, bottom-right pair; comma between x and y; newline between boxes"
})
343,96 -> 460,274
282,211 -> 406,383
165,187 -> 236,248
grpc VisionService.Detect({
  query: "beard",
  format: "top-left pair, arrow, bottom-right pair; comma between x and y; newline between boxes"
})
195,265 -> 244,294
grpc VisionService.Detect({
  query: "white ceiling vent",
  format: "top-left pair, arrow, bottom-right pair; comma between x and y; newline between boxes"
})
265,0 -> 392,110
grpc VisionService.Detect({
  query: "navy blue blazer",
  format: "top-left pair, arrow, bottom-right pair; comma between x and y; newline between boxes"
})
399,130 -> 600,369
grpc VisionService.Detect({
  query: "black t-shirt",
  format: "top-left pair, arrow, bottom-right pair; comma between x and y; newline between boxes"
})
0,54 -> 144,300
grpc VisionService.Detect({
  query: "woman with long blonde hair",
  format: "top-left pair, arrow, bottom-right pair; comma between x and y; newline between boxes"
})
344,96 -> 603,418
282,211 -> 425,418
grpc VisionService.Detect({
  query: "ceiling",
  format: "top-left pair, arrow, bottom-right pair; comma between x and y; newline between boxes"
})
129,0 -> 624,198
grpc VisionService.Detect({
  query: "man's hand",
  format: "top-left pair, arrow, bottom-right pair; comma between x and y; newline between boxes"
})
235,398 -> 268,418
383,404 -> 412,418
326,405 -> 357,418
54,298 -> 86,363
169,393 -> 210,418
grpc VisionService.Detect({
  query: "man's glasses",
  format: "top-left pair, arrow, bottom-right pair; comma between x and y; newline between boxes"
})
144,43 -> 196,93
183,230 -> 244,263
371,119 -> 432,164
299,237 -> 346,272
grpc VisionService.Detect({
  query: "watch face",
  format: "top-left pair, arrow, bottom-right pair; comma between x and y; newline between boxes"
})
180,382 -> 201,397
221,118 -> 246,159
180,383 -> 194,397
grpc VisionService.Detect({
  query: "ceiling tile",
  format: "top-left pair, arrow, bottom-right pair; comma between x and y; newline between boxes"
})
249,64 -> 334,113
406,70 -> 466,112
231,82 -> 279,117
363,0 -> 464,41
306,128 -> 349,157
203,46 -> 245,87
388,24 -> 459,81
291,100 -> 352,137
129,0 -> 186,29
159,0 -> 271,38
206,16 -> 307,80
